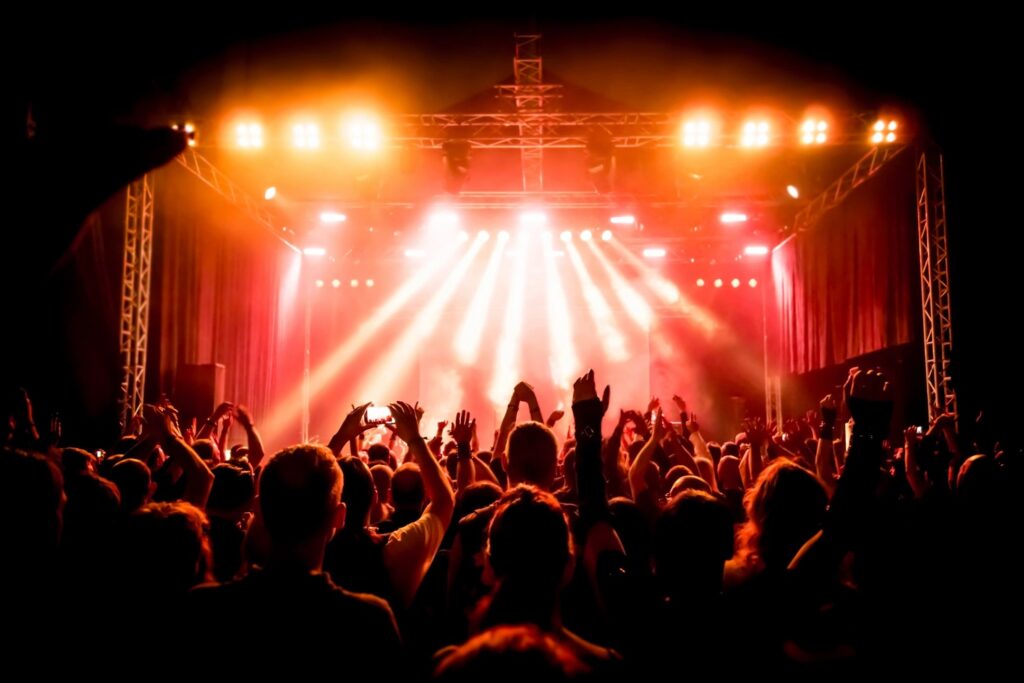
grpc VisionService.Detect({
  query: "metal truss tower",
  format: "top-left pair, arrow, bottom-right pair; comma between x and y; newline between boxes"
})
118,174 -> 154,427
915,151 -> 958,424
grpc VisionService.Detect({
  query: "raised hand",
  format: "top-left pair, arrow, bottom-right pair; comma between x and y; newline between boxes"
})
545,409 -> 565,427
451,410 -> 475,446
389,401 -> 423,445
572,369 -> 610,414
436,420 -> 448,438
685,414 -> 700,434
211,401 -> 235,422
843,367 -> 893,434
820,394 -> 838,423
513,381 -> 537,402
235,405 -> 255,430
647,396 -> 661,414
651,408 -> 666,441
672,395 -> 687,413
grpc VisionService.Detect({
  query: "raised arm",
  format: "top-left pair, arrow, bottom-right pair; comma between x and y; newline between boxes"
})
391,401 -> 454,527
814,394 -> 839,497
233,405 -> 266,469
327,402 -> 372,457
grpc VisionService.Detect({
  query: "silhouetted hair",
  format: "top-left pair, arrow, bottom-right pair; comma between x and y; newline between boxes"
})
435,625 -> 589,682
392,462 -> 425,510
259,445 -> 342,545
338,456 -> 375,528
488,485 -> 570,586
110,458 -> 152,514
207,463 -> 254,513
507,422 -> 558,490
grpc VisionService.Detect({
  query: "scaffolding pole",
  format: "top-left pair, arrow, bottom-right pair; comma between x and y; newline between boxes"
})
118,174 -> 154,427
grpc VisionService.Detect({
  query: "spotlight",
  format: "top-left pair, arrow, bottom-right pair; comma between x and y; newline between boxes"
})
428,210 -> 460,229
643,247 -> 667,259
786,185 -> 800,199
720,212 -> 748,224
315,279 -> 325,288
871,119 -> 899,144
302,247 -> 326,257
235,122 -> 263,149
292,122 -> 320,149
478,230 -> 490,242
458,230 -> 469,242
331,279 -> 341,288
264,186 -> 277,200
731,278 -> 741,288
404,249 -> 425,258
601,230 -> 613,242
346,116 -> 382,150
320,211 -> 347,224
365,279 -> 375,287
498,230 -> 510,242
714,278 -> 723,288
580,229 -> 593,242
610,215 -> 635,225
681,119 -> 713,147
696,278 -> 705,287
520,211 -> 548,226
172,122 -> 198,147
744,245 -> 770,256
800,118 -> 828,145
560,230 -> 572,243
741,120 -> 770,147
749,278 -> 758,288
350,279 -> 360,288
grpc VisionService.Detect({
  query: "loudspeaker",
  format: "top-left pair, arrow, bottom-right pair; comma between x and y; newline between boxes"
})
174,363 -> 225,425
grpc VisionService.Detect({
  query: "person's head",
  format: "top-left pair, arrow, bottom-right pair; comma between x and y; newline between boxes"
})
122,502 -> 211,597
668,475 -> 712,499
664,465 -> 693,491
506,422 -> 558,490
109,458 -> 152,514
391,462 -> 425,512
609,497 -> 653,571
337,456 -> 374,529
367,443 -> 391,466
654,490 -> 734,598
739,459 -> 827,571
0,448 -> 64,570
207,463 -> 254,518
487,485 -> 571,590
369,464 -> 393,505
722,441 -> 739,458
717,455 -> 743,491
258,445 -> 345,549
707,442 -> 722,465
435,625 -> 589,682
445,454 -> 459,481
61,447 -> 97,480
190,438 -> 220,464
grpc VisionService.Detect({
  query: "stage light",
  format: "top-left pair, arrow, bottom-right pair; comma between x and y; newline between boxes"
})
365,279 -> 374,287
565,242 -> 628,362
519,211 -> 548,226
458,230 -> 469,242
350,279 -> 360,288
172,122 -> 198,147
235,122 -> 263,149
714,278 -> 723,288
428,210 -> 459,228
731,278 -> 741,288
560,230 -> 572,243
720,212 -> 748,224
800,118 -> 828,145
643,247 -> 667,259
498,230 -> 510,242
601,230 -> 613,242
404,249 -> 425,259
681,119 -> 713,147
331,279 -> 341,288
610,215 -> 635,225
264,186 -> 277,200
315,279 -> 324,288
786,185 -> 800,199
292,122 -> 320,149
741,120 -> 770,147
302,247 -> 326,257
749,278 -> 758,288
744,245 -> 770,256
478,230 -> 490,242
696,278 -> 705,287
872,119 -> 899,144
580,229 -> 593,242
346,116 -> 382,150
320,211 -> 346,224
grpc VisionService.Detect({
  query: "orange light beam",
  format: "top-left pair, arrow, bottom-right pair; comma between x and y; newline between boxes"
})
542,233 -> 579,390
565,240 -> 629,362
454,237 -> 508,364
487,233 -> 530,404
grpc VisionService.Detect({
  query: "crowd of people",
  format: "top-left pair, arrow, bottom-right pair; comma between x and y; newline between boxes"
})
1,367 -> 1017,677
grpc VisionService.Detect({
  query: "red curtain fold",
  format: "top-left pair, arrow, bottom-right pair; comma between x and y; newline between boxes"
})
773,152 -> 919,375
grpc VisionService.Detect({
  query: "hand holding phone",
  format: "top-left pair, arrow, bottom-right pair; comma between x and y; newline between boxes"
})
364,405 -> 395,426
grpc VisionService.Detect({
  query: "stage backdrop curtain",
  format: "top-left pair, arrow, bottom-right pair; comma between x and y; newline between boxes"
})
151,163 -> 295,422
772,152 -> 919,375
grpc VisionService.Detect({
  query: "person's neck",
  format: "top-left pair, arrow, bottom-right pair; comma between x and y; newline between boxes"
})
265,536 -> 327,574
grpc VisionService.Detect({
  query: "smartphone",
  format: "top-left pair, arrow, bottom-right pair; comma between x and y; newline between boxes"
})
365,405 -> 395,426
915,426 -> 924,435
